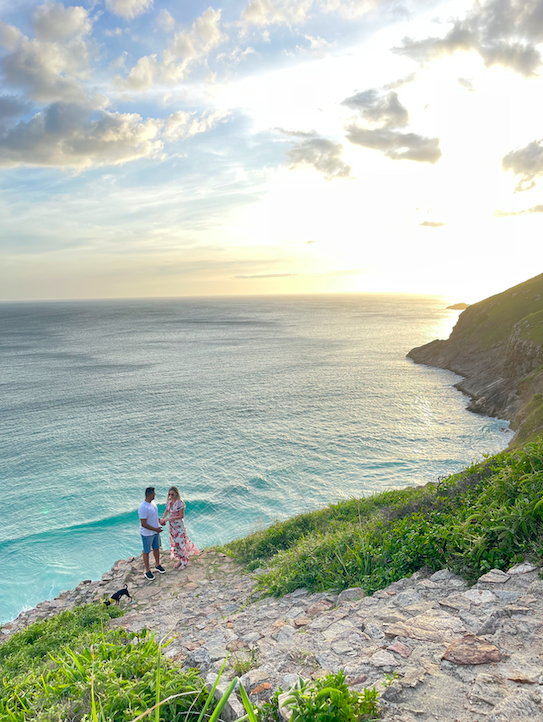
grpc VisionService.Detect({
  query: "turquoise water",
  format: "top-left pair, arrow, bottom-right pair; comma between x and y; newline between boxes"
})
0,295 -> 512,623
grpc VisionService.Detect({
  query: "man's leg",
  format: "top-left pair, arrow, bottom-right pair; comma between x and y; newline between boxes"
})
143,551 -> 150,572
141,535 -> 152,573
151,535 -> 166,573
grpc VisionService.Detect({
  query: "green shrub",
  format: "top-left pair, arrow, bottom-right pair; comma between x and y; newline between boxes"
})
225,440 -> 543,596
282,672 -> 379,722
0,605 -> 211,722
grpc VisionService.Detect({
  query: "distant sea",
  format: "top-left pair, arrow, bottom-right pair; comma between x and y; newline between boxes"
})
0,295 -> 512,623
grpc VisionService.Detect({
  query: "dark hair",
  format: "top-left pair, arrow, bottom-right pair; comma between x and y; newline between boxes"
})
145,487 -> 155,498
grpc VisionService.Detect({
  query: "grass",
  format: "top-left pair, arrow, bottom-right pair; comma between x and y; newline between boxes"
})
452,273 -> 543,350
0,605 -> 213,722
223,439 -> 543,596
512,393 -> 543,446
230,648 -> 259,677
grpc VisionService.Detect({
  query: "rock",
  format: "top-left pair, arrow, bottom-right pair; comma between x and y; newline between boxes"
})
469,672 -> 505,706
387,641 -> 412,658
463,588 -> 496,605
277,690 -> 295,721
186,647 -> 211,673
487,688 -> 542,721
337,588 -> 365,603
369,650 -> 397,668
321,619 -> 354,641
394,589 -> 422,608
364,622 -> 385,639
430,569 -> 455,582
478,569 -> 511,584
441,634 -> 502,664
439,594 -> 471,612
348,674 -> 367,686
274,626 -> 295,642
507,562 -> 536,575
386,611 -> 465,643
507,671 -> 536,684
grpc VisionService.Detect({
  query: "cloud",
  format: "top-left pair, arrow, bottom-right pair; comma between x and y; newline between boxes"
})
216,45 -> 256,65
0,103 -> 162,168
275,127 -> 317,138
346,125 -> 442,163
286,136 -> 352,180
0,102 -> 228,169
105,0 -> 154,20
384,72 -> 416,90
502,139 -> 543,191
495,204 -> 543,216
394,0 -> 543,77
163,108 -> 229,141
239,0 -> 314,30
341,89 -> 409,128
32,2 -> 91,42
117,8 -> 224,91
458,77 -> 475,91
342,86 -> 442,164
157,8 -> 175,32
419,220 -> 447,227
0,5 -> 94,104
0,94 -> 31,123
238,0 -> 389,30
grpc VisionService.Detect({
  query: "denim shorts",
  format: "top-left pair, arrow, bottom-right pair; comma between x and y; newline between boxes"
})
141,533 -> 160,554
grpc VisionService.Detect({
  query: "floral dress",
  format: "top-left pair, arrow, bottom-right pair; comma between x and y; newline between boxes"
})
167,498 -> 199,568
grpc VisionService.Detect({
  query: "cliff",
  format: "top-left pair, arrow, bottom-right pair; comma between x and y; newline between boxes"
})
407,273 -> 543,445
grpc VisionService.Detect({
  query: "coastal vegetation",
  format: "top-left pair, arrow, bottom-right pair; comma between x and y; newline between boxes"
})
224,439 -> 543,596
0,604 -> 214,722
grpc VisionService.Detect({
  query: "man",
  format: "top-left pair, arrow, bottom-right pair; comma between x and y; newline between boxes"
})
138,487 -> 166,580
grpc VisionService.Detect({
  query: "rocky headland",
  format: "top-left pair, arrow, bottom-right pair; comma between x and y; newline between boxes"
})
2,550 -> 543,722
408,273 -> 543,445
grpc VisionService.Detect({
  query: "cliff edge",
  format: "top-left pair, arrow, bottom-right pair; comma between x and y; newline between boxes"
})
408,273 -> 543,445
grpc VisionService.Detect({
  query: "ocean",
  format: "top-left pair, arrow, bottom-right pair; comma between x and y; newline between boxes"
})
0,295 -> 512,623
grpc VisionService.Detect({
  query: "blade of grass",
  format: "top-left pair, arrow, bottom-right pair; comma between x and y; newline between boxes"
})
196,655 -> 229,722
207,676 -> 239,722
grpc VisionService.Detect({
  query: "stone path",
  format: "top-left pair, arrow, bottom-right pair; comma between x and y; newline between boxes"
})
3,552 -> 543,722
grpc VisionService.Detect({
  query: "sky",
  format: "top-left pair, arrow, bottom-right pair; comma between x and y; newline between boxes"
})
0,0 -> 542,302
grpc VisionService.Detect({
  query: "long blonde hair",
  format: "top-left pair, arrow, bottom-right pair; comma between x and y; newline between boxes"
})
167,486 -> 181,505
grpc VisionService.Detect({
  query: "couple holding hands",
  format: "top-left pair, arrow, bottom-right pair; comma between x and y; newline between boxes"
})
138,486 -> 199,581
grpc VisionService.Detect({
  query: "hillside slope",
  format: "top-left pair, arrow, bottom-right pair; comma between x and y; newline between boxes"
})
407,273 -> 543,444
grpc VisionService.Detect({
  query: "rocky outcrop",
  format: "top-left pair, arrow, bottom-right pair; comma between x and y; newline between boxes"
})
408,274 -> 543,441
3,552 -> 543,722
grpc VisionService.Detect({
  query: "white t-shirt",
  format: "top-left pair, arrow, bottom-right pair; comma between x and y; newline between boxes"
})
138,500 -> 159,536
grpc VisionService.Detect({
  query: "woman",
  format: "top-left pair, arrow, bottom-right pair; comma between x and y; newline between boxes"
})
160,486 -> 199,569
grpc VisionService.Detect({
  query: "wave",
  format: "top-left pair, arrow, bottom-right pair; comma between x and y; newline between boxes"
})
0,509 -> 140,551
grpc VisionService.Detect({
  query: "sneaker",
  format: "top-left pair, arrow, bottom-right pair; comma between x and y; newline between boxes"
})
155,564 -> 166,574
144,570 -> 155,581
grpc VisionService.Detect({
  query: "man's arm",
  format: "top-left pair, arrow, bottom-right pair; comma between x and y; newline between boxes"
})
140,517 -> 162,533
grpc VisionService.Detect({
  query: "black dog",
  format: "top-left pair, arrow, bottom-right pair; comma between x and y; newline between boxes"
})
103,584 -> 132,606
